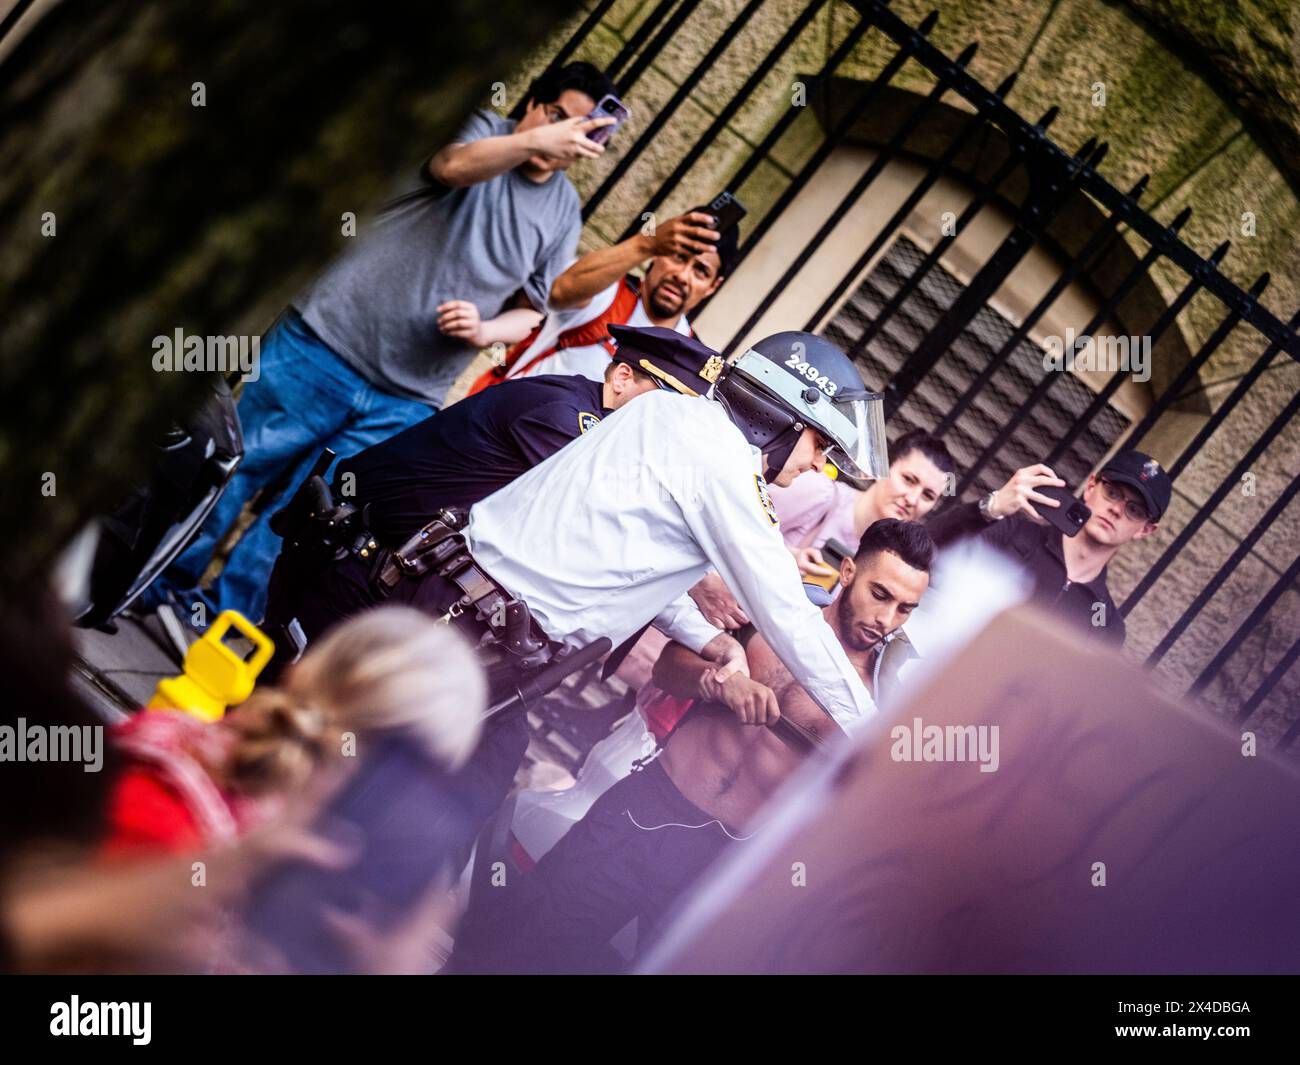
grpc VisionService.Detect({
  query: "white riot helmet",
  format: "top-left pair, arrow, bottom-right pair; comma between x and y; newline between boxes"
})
715,331 -> 889,485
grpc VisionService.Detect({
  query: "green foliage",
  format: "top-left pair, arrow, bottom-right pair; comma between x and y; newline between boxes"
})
0,0 -> 576,585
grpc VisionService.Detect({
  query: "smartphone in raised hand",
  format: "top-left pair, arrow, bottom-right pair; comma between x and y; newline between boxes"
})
1036,483 -> 1091,537
586,94 -> 631,145
704,190 -> 747,233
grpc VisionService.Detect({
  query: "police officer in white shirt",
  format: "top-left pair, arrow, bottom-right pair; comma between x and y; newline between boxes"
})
463,324 -> 890,732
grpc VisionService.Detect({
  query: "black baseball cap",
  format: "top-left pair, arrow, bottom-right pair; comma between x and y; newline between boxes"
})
1100,449 -> 1171,521
608,324 -> 726,396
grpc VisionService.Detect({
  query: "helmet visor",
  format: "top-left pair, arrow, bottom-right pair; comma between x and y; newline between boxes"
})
819,393 -> 890,484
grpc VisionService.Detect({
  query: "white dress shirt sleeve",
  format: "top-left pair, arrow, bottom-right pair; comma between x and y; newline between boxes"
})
674,460 -> 878,730
651,593 -> 722,654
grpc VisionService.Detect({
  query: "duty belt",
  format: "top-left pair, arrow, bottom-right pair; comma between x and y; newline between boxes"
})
373,509 -> 554,670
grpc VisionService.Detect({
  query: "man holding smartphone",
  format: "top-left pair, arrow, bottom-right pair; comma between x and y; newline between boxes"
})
466,203 -> 740,390
145,62 -> 619,622
925,449 -> 1171,646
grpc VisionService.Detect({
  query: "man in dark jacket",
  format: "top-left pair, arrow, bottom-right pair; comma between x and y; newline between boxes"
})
925,450 -> 1171,647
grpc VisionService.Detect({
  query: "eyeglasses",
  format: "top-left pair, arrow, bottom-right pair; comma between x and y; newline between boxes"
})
1098,478 -> 1151,523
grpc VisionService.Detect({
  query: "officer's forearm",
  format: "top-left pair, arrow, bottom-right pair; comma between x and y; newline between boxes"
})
549,235 -> 654,310
716,559 -> 875,725
652,594 -> 722,654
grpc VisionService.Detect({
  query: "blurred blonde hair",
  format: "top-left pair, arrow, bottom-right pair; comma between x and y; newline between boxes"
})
225,607 -> 485,796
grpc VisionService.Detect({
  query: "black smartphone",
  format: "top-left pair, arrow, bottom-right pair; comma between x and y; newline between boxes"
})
1037,483 -> 1091,537
586,93 -> 630,145
243,734 -> 471,973
822,537 -> 852,570
704,190 -> 747,234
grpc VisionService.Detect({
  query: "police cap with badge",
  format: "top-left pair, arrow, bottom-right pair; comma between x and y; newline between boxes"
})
608,324 -> 727,396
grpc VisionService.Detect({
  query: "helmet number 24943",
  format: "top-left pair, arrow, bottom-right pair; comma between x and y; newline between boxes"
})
784,351 -> 838,396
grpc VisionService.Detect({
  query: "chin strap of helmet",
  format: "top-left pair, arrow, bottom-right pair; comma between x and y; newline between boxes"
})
760,422 -> 805,482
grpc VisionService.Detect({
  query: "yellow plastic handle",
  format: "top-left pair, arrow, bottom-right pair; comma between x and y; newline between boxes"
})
209,610 -> 275,677
146,610 -> 276,721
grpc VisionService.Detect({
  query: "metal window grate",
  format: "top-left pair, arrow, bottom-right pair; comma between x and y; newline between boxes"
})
825,236 -> 1130,497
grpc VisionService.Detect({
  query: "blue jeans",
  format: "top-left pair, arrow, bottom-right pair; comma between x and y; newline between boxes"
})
146,310 -> 434,621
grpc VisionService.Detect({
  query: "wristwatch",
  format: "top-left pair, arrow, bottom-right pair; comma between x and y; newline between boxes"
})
977,491 -> 1003,522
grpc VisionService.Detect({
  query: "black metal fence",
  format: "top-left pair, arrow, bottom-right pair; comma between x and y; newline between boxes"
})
534,0 -> 1299,745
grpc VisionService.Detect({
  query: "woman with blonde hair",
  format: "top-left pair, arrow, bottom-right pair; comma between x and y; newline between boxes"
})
104,606 -> 485,856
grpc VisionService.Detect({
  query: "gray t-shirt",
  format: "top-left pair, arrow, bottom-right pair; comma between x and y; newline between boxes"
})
294,109 -> 582,407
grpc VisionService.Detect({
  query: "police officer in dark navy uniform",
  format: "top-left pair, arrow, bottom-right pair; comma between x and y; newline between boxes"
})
336,357 -> 651,548
263,335 -> 724,648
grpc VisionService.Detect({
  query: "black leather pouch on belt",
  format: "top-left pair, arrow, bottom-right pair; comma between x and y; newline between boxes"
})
373,514 -> 465,592
370,513 -> 552,669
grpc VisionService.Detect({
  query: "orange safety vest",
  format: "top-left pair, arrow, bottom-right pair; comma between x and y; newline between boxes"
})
467,276 -> 647,396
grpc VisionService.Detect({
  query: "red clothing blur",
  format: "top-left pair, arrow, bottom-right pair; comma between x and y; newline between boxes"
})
107,767 -> 206,854
103,710 -> 261,858
638,685 -> 696,744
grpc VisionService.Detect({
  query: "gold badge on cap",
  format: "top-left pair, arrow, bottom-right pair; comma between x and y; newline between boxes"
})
700,355 -> 724,384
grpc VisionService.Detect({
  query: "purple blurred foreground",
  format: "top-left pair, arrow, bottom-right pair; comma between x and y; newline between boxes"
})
644,605 -> 1300,974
